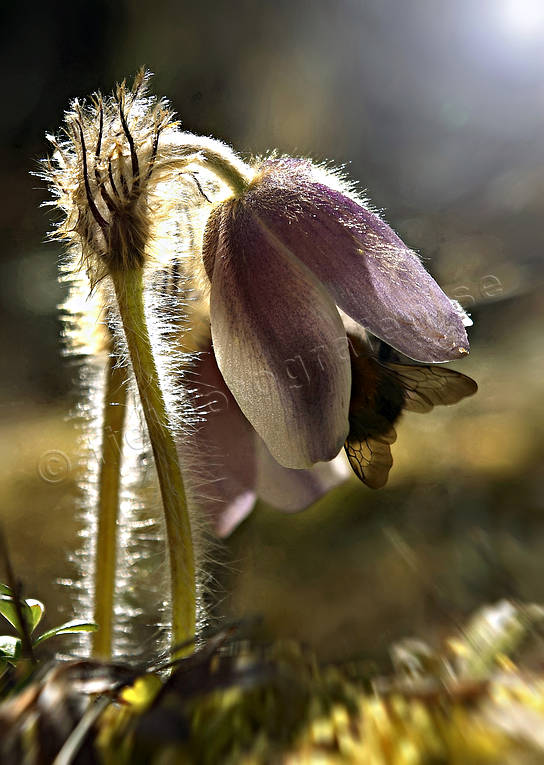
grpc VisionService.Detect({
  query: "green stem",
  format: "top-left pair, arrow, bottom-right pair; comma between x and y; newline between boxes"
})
166,139 -> 254,196
92,350 -> 128,658
190,148 -> 252,196
110,267 -> 195,653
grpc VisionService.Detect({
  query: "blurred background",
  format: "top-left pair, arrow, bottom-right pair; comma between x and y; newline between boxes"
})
0,0 -> 543,664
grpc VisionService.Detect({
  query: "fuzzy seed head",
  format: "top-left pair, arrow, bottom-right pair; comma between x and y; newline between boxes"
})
42,70 -> 205,289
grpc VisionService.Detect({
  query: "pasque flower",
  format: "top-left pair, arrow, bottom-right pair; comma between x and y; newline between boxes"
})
201,157 -> 470,472
41,70 -> 475,648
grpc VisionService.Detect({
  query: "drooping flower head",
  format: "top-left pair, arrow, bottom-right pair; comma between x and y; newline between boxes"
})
201,157 -> 471,473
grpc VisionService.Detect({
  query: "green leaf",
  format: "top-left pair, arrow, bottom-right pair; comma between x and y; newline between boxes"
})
0,635 -> 21,661
34,620 -> 98,646
0,595 -> 34,634
24,599 -> 45,633
0,584 -> 13,597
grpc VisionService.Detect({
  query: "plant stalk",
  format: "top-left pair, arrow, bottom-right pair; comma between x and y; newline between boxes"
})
110,267 -> 195,653
92,350 -> 128,658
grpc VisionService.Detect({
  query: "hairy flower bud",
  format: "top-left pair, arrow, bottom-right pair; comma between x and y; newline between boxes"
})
42,71 -> 187,287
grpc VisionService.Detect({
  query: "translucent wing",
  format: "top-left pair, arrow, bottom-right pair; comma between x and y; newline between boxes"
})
344,428 -> 396,489
384,362 -> 478,413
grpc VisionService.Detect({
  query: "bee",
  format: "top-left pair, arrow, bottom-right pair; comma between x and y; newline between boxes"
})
344,329 -> 478,488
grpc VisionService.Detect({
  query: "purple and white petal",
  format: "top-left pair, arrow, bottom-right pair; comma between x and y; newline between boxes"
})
206,200 -> 351,469
243,159 -> 469,363
255,438 -> 350,511
182,346 -> 257,537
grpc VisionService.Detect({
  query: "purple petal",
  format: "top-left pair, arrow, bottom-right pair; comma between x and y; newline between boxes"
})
256,440 -> 350,511
183,347 -> 257,537
243,159 -> 469,363
206,200 -> 351,469
209,490 -> 257,538
183,344 -> 348,536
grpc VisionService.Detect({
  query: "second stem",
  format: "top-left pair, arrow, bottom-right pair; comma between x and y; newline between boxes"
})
111,266 -> 196,653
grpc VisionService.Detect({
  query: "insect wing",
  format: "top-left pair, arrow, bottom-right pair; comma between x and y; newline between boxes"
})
384,363 -> 478,413
344,431 -> 395,489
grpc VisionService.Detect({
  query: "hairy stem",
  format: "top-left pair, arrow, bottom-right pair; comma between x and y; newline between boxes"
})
163,137 -> 255,196
186,148 -> 252,196
111,267 -> 195,653
92,350 -> 128,658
